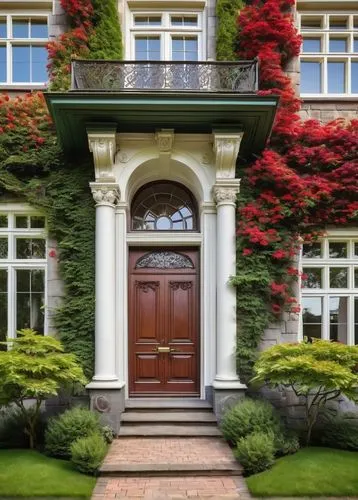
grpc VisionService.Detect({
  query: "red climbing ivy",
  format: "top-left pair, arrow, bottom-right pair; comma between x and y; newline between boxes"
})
234,0 -> 358,379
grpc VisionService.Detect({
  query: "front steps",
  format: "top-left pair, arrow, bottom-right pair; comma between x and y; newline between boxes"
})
98,399 -> 243,480
118,399 -> 221,437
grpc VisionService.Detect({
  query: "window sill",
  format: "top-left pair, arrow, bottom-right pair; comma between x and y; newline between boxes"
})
0,84 -> 48,91
301,95 -> 358,101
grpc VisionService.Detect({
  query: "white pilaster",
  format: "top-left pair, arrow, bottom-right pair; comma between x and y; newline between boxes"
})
90,183 -> 120,382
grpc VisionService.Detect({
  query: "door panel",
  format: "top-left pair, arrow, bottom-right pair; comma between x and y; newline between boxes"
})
128,249 -> 199,396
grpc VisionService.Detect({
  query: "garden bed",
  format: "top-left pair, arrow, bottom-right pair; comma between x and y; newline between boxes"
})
0,449 -> 96,498
247,447 -> 358,497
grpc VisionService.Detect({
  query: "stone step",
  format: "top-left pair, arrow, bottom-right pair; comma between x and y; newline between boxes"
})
100,462 -> 242,477
118,424 -> 222,437
121,411 -> 217,424
125,398 -> 212,410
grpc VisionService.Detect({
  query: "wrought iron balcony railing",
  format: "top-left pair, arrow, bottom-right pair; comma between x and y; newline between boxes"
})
71,59 -> 258,93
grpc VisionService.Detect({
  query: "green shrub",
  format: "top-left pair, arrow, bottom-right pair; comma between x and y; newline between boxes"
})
71,433 -> 108,475
318,416 -> 358,451
216,0 -> 244,61
234,431 -> 275,476
221,398 -> 281,445
274,432 -> 300,457
45,407 -> 101,459
101,425 -> 115,444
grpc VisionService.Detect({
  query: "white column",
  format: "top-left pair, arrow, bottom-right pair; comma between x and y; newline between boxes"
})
90,183 -> 119,382
213,182 -> 244,389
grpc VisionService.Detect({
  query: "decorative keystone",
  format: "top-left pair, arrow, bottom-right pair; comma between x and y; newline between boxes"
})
87,124 -> 117,182
155,129 -> 175,155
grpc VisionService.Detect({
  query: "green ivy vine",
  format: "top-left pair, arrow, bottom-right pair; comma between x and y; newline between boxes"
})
216,0 -> 244,61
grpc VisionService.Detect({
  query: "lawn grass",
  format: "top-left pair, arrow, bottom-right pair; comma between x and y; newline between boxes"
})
247,447 -> 358,497
0,449 -> 96,498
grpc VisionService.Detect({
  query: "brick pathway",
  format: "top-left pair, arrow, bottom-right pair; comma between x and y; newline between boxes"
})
92,438 -> 251,500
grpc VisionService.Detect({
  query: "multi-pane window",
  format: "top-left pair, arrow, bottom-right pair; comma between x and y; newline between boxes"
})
129,11 -> 202,60
302,238 -> 358,344
299,13 -> 358,95
0,211 -> 46,348
0,15 -> 48,85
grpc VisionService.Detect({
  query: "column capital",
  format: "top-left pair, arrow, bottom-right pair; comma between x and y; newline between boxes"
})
90,182 -> 120,207
87,124 -> 117,182
213,181 -> 241,206
212,129 -> 244,180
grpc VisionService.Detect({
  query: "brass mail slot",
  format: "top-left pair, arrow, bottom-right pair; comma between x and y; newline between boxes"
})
157,346 -> 171,353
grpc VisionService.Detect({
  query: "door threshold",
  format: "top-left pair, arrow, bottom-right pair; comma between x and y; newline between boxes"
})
125,398 -> 212,409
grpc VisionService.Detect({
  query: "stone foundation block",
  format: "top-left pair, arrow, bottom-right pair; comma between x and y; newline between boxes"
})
213,387 -> 246,423
88,388 -> 125,435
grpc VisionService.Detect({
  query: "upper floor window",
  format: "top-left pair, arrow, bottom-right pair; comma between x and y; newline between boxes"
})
131,181 -> 198,231
301,237 -> 358,344
0,210 -> 47,347
299,13 -> 358,95
128,11 -> 203,61
0,15 -> 48,86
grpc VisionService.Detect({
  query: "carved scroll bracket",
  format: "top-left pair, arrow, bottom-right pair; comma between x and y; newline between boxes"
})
87,124 -> 117,182
155,129 -> 175,157
212,129 -> 244,180
90,182 -> 120,207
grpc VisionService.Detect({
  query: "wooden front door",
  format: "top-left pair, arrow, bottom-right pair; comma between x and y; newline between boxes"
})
129,248 -> 200,397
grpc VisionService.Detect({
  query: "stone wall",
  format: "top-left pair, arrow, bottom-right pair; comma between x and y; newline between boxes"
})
300,101 -> 358,122
50,0 -> 68,39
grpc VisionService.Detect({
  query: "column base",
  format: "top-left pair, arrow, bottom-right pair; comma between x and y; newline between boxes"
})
86,381 -> 126,435
212,380 -> 247,423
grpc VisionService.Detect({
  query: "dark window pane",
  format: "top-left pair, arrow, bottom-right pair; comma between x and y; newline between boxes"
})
0,46 -> 6,82
301,61 -> 321,93
330,267 -> 348,288
301,17 -> 322,30
16,269 -> 44,334
355,243 -> 358,257
354,39 -> 358,52
134,16 -> 161,26
302,268 -> 322,288
0,20 -> 6,38
329,296 -> 347,343
30,216 -> 45,228
328,62 -> 345,93
12,45 -> 30,82
171,16 -> 197,26
352,63 -> 358,93
355,297 -> 358,345
0,269 -> 7,351
132,181 -> 198,231
329,242 -> 347,258
303,38 -> 321,52
30,20 -> 48,38
330,18 -> 348,30
302,243 -> 321,258
355,268 -> 358,288
0,239 -> 8,258
13,20 -> 29,38
302,297 -> 322,324
135,37 -> 160,60
330,38 -> 347,52
16,238 -> 45,259
0,215 -> 7,228
32,46 -> 47,82
15,216 -> 28,228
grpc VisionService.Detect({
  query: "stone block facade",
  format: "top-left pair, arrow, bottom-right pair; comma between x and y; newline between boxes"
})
300,101 -> 358,123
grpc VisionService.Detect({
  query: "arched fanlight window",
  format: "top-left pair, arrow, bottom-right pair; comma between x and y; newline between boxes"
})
131,181 -> 198,231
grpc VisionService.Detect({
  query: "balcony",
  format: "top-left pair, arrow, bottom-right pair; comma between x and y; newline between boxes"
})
71,59 -> 258,93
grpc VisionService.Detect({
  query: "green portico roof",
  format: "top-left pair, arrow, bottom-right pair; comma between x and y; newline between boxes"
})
44,91 -> 279,160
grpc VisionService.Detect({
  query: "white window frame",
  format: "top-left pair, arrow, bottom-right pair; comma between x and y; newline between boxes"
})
0,11 -> 49,88
0,204 -> 47,341
298,11 -> 358,97
125,6 -> 206,61
301,233 -> 358,344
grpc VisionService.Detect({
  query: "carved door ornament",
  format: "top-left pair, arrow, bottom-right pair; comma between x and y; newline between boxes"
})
135,281 -> 160,292
169,281 -> 193,290
135,251 -> 194,269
